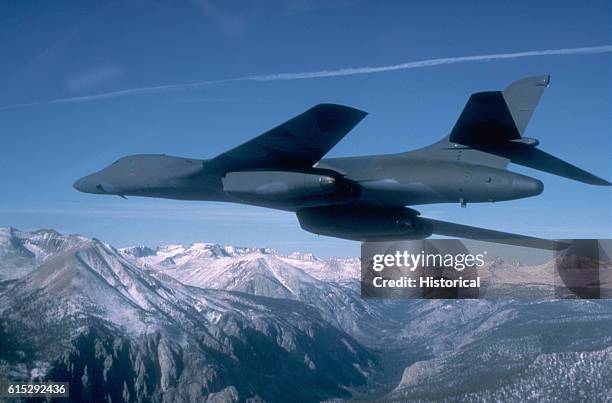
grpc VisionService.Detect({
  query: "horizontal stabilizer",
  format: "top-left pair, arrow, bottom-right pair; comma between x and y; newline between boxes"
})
206,104 -> 367,173
474,142 -> 612,186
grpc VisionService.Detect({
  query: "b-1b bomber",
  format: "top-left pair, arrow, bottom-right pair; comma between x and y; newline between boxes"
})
74,75 -> 610,248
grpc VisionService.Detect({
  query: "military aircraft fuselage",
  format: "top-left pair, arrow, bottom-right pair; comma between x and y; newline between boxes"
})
73,150 -> 543,211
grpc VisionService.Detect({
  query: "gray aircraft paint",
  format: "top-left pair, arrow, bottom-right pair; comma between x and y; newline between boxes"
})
74,76 -> 610,248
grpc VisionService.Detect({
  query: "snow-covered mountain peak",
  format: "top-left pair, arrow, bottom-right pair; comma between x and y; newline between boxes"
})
0,227 -> 89,280
119,245 -> 157,258
287,251 -> 319,261
118,239 -> 361,283
121,242 -> 281,268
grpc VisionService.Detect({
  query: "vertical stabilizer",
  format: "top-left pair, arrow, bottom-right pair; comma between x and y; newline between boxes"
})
502,75 -> 550,136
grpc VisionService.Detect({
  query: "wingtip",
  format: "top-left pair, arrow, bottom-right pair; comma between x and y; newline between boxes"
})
583,174 -> 612,186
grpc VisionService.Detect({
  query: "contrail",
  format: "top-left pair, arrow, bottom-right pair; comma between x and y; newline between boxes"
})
247,45 -> 612,80
1,45 -> 610,111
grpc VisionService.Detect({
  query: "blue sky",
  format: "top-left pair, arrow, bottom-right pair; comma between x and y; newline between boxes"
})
1,1 -> 611,257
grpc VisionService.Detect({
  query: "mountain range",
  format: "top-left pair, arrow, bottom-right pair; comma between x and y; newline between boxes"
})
1,227 -> 611,402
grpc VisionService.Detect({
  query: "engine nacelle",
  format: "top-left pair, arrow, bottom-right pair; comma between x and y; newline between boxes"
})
222,170 -> 357,208
297,206 -> 433,241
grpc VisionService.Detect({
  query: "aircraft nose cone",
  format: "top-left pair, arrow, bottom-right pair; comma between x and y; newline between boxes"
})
73,177 -> 86,192
73,176 -> 96,193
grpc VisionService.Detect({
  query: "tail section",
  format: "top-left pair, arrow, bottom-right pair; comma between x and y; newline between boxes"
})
443,75 -> 610,186
450,75 -> 549,145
